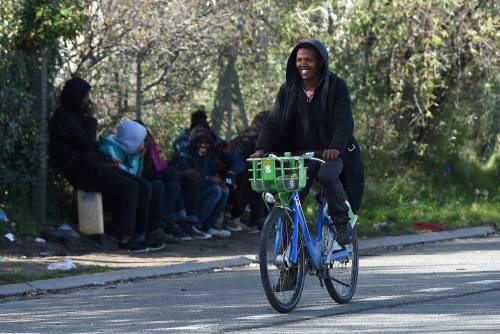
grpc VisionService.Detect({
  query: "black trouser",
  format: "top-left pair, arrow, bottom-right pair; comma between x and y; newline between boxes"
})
149,174 -> 182,230
299,159 -> 348,222
75,166 -> 152,237
229,172 -> 266,224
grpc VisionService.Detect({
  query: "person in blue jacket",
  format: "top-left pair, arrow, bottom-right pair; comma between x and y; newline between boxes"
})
171,125 -> 238,238
98,119 -> 167,251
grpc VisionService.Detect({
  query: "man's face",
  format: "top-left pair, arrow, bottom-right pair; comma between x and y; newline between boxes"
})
296,47 -> 323,82
196,139 -> 210,156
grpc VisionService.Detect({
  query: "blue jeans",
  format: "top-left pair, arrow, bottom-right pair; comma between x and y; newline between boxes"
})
198,179 -> 229,230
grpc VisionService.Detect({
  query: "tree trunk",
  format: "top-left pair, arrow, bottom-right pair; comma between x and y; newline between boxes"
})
135,55 -> 142,121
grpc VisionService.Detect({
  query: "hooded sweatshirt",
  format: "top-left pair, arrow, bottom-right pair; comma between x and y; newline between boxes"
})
256,38 -> 354,154
255,38 -> 364,213
98,119 -> 147,176
49,77 -> 105,185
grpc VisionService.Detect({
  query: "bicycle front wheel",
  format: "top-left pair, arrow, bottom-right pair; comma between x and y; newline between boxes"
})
324,226 -> 359,303
259,207 -> 306,313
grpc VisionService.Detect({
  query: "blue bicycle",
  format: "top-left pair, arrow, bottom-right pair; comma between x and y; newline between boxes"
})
248,152 -> 358,313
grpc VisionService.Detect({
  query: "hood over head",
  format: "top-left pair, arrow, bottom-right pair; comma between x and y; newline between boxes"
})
60,77 -> 91,114
285,38 -> 331,108
286,38 -> 329,88
111,119 -> 147,155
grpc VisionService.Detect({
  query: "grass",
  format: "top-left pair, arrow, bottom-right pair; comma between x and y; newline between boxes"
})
303,155 -> 500,238
0,266 -> 113,285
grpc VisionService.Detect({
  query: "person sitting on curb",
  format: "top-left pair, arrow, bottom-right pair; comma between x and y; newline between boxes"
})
139,122 -> 209,241
225,111 -> 270,233
98,119 -> 166,252
49,77 -> 149,252
171,126 -> 233,238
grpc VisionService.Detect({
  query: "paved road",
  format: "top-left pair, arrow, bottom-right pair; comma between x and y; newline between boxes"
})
1,236 -> 500,333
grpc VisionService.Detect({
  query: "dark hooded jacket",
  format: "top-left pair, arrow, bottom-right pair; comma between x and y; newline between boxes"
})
49,77 -> 107,186
255,39 -> 364,212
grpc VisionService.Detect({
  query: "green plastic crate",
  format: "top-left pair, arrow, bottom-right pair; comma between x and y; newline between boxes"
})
249,153 -> 307,193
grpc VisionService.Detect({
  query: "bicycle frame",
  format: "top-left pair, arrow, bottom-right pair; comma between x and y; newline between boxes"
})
274,191 -> 352,270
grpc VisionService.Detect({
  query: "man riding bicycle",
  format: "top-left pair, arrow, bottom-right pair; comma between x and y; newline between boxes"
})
251,38 -> 364,245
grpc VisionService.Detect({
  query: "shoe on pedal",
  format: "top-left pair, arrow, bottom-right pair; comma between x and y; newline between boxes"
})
334,221 -> 353,246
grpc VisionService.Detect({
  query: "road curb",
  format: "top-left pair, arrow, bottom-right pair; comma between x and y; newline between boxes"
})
1,225 -> 496,299
358,226 -> 496,251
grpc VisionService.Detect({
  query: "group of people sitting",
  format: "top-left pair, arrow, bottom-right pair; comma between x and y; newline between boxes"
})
49,77 -> 268,253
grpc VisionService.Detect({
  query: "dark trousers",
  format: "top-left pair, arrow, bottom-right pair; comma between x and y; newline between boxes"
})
150,179 -> 179,232
149,167 -> 186,227
299,159 -> 348,222
179,176 -> 199,223
229,172 -> 267,224
76,166 -> 151,237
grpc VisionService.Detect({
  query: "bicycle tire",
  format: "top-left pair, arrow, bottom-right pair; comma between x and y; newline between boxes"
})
324,226 -> 359,304
259,207 -> 306,313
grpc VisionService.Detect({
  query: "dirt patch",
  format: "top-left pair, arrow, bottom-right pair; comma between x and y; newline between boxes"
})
0,232 -> 261,279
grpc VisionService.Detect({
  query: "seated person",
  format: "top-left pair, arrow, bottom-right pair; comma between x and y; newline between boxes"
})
98,119 -> 166,251
173,109 -> 224,155
140,124 -> 209,241
49,77 -> 148,252
171,126 -> 234,238
225,111 -> 270,232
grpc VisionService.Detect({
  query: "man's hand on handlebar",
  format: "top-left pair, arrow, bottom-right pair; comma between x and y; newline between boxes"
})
323,148 -> 341,161
249,149 -> 266,159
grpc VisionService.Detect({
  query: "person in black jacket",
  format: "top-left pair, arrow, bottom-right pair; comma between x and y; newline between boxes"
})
252,38 -> 364,246
49,77 -> 156,252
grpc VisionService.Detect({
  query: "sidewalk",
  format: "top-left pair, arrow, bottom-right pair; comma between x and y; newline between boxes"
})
0,225 -> 496,299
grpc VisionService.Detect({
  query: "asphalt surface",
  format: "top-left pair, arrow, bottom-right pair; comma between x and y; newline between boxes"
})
1,235 -> 499,333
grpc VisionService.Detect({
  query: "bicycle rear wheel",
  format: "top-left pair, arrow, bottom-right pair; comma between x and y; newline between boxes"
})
259,207 -> 306,313
324,225 -> 359,303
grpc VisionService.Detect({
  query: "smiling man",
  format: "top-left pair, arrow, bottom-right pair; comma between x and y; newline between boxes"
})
252,38 -> 364,246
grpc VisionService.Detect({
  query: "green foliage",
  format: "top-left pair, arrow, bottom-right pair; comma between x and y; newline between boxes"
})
1,0 -> 498,238
16,0 -> 87,49
0,0 -> 87,228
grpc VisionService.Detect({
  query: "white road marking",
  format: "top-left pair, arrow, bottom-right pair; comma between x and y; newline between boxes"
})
358,295 -> 406,302
415,287 -> 456,293
465,280 -> 500,285
300,305 -> 331,311
237,314 -> 281,320
166,324 -> 213,330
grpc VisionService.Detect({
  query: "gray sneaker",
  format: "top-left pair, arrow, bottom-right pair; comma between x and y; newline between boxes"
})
226,218 -> 243,232
206,227 -> 231,238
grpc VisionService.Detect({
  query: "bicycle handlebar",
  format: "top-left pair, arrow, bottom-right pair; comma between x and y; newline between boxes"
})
246,152 -> 326,164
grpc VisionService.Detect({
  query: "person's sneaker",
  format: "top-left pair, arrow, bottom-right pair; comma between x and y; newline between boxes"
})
334,221 -> 352,246
240,222 -> 259,234
183,224 -> 212,240
226,218 -> 243,232
144,233 -> 167,252
152,228 -> 180,244
274,267 -> 298,292
119,239 -> 148,253
170,224 -> 192,241
206,227 -> 231,238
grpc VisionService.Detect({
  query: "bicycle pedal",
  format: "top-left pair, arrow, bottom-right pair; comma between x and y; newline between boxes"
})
318,277 -> 325,288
